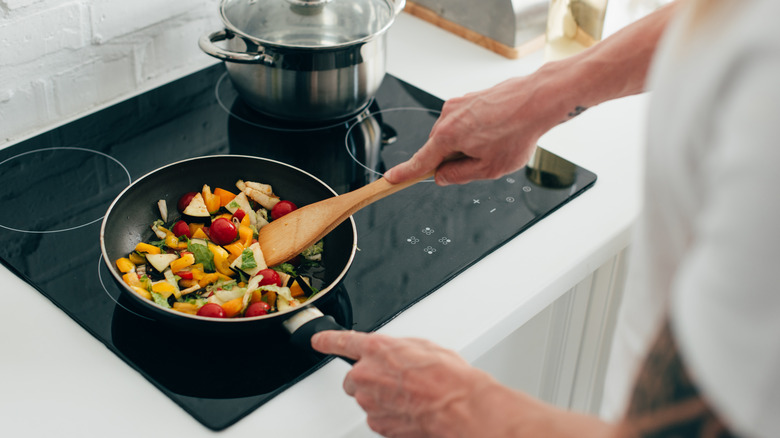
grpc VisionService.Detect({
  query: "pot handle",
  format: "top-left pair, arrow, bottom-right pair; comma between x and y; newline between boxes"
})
198,30 -> 275,66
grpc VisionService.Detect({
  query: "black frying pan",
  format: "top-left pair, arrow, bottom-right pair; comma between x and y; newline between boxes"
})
100,155 -> 357,335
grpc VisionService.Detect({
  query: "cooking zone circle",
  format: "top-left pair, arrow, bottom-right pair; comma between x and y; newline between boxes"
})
0,147 -> 131,233
215,71 -> 373,132
345,107 -> 441,178
97,254 -> 153,320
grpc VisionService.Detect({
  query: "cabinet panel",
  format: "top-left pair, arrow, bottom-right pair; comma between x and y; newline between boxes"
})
473,248 -> 629,414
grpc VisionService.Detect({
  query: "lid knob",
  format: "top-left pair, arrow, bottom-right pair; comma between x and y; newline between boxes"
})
285,0 -> 333,7
285,0 -> 333,16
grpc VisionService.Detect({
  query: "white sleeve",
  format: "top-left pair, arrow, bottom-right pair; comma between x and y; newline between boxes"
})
670,49 -> 780,437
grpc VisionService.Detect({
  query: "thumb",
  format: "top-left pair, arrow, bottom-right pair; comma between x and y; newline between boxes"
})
385,140 -> 460,185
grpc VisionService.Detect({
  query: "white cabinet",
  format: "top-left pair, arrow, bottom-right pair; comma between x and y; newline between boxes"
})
473,247 -> 630,415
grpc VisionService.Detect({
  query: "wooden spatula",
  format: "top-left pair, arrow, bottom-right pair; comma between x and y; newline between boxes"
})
257,170 -> 434,267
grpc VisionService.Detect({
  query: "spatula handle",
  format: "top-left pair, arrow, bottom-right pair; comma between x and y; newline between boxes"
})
338,170 -> 434,217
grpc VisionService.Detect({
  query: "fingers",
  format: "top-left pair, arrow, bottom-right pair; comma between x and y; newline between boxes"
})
311,329 -> 368,361
383,149 -> 435,185
384,137 -> 458,185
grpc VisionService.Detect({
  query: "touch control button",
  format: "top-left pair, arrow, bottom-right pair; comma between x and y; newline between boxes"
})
406,226 -> 452,255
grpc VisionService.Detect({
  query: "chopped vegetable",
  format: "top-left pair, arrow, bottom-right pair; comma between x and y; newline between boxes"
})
145,253 -> 178,272
157,199 -> 168,222
116,179 -> 324,318
115,257 -> 135,273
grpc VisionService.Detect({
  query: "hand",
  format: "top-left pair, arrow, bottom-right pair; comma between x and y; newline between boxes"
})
384,75 -> 566,186
311,330 -> 498,437
383,0 -> 674,188
312,330 -> 615,437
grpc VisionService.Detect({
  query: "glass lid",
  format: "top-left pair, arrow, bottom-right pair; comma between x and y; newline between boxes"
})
220,0 -> 399,48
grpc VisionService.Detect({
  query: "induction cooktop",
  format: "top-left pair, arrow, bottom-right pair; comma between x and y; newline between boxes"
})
0,63 -> 596,430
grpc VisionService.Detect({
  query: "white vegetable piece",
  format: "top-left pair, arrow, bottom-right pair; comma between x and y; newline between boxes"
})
229,242 -> 268,277
242,180 -> 280,210
145,253 -> 178,272
224,191 -> 258,226
182,193 -> 209,218
157,199 -> 168,222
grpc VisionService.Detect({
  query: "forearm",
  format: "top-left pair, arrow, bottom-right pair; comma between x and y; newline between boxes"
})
383,2 -> 681,185
534,1 -> 681,124
438,371 -> 615,438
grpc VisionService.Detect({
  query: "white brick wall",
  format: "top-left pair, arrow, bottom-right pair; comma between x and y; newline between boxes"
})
0,0 -> 223,146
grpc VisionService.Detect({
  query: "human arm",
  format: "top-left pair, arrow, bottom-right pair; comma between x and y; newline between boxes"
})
311,325 -> 739,438
384,1 -> 680,186
311,330 -> 613,437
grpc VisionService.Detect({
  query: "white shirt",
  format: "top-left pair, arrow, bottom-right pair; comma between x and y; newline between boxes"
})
600,1 -> 780,436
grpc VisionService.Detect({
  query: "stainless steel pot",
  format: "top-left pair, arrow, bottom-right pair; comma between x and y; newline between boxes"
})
199,0 -> 406,121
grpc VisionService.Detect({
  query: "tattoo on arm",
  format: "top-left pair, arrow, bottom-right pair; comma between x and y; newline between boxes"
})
568,106 -> 588,118
560,106 -> 588,123
621,319 -> 736,438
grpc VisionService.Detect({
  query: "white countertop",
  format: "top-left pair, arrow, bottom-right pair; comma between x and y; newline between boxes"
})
0,12 -> 647,438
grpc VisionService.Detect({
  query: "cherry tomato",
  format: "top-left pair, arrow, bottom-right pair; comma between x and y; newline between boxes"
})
177,270 -> 194,280
257,268 -> 282,287
171,220 -> 191,238
271,200 -> 297,220
197,303 -> 226,318
232,208 -> 246,222
209,217 -> 238,245
177,191 -> 198,213
245,301 -> 270,317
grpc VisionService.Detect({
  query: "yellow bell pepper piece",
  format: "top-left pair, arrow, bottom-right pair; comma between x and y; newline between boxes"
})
122,271 -> 142,287
115,257 -> 135,273
192,227 -> 209,240
164,234 -> 180,250
223,241 -> 245,258
214,187 -> 236,207
213,213 -> 232,222
189,223 -> 205,237
208,243 -> 236,277
123,272 -> 152,291
131,286 -> 152,300
202,185 -> 221,214
128,252 -> 146,265
170,253 -> 196,273
198,273 -> 220,288
189,266 -> 205,280
172,302 -> 199,315
238,225 -> 253,247
135,242 -> 161,254
221,297 -> 244,318
151,281 -> 175,298
250,290 -> 262,303
290,280 -> 306,298
155,225 -> 188,250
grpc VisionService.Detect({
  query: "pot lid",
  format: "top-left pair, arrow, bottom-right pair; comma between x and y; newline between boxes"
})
221,0 -> 401,48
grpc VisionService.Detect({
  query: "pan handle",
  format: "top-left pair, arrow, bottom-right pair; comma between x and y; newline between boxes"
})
285,307 -> 355,365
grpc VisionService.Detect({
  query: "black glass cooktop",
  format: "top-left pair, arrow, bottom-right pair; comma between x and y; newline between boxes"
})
0,63 -> 596,431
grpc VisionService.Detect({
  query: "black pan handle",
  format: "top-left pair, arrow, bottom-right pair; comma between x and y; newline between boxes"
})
288,313 -> 355,365
284,306 -> 356,365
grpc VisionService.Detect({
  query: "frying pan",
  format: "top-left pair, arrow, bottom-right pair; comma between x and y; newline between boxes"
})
100,155 -> 357,335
